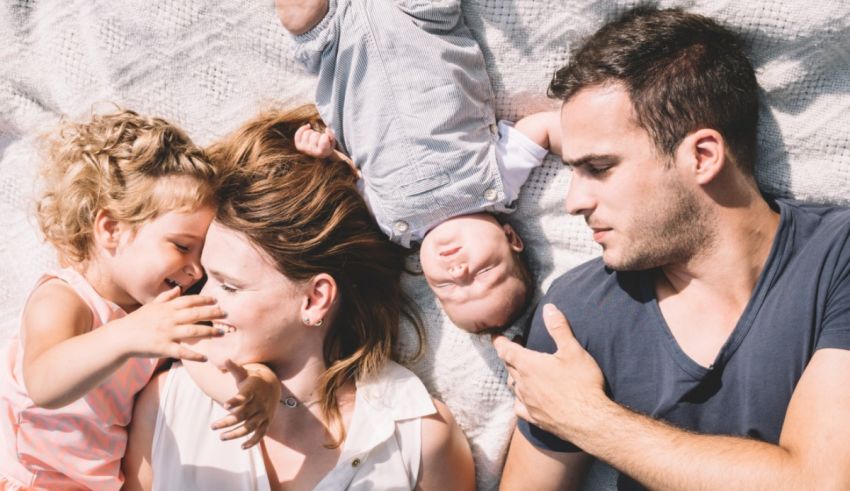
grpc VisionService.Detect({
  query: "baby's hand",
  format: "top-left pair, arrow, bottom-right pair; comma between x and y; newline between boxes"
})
116,286 -> 226,361
294,123 -> 336,158
211,360 -> 280,449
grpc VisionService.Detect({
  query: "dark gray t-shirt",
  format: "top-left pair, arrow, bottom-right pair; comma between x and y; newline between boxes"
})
519,199 -> 850,488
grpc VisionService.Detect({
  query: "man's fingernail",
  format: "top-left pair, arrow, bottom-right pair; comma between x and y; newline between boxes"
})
543,304 -> 557,315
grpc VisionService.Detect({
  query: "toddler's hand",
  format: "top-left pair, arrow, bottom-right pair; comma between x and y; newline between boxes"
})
117,286 -> 226,361
294,123 -> 336,158
211,360 -> 280,449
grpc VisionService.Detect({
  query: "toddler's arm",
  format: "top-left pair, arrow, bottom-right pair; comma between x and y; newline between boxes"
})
22,284 -> 225,409
514,110 -> 562,156
276,0 -> 328,35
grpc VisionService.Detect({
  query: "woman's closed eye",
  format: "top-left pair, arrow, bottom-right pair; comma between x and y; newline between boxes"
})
220,283 -> 238,294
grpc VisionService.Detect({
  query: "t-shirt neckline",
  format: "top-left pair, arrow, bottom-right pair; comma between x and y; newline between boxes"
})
643,199 -> 791,379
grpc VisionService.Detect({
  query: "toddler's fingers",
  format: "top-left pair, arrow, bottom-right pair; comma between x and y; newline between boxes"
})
308,130 -> 321,150
211,413 -> 239,431
174,324 -> 226,340
169,294 -> 218,309
214,407 -> 262,432
241,420 -> 269,449
224,359 -> 250,385
173,304 -> 226,325
317,134 -> 333,153
219,423 -> 253,442
153,286 -> 182,303
294,124 -> 311,143
171,344 -> 207,362
224,393 -> 249,410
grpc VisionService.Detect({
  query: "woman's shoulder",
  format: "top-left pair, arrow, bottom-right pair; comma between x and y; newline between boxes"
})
417,396 -> 476,489
358,361 -> 435,420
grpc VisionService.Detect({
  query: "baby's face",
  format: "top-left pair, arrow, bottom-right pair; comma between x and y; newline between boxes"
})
420,214 -> 527,333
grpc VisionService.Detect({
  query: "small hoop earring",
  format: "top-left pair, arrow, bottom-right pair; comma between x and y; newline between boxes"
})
302,316 -> 311,326
314,319 -> 323,327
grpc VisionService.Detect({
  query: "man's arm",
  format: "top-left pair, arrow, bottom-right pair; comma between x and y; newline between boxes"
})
500,427 -> 590,491
495,305 -> 850,490
274,0 -> 328,35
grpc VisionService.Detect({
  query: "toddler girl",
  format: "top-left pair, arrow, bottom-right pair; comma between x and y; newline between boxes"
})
0,109 -> 276,490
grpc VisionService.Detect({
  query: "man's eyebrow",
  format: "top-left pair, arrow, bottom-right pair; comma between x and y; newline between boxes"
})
562,154 -> 621,168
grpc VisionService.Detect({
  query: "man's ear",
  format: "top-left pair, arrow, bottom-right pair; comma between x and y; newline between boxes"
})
502,223 -> 524,253
300,273 -> 338,327
677,128 -> 727,185
93,209 -> 123,250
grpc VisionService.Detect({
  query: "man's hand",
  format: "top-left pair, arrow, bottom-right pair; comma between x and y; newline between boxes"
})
210,360 -> 280,449
493,303 -> 607,441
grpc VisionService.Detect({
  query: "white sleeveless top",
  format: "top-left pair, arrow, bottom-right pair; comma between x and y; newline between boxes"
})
151,361 -> 436,490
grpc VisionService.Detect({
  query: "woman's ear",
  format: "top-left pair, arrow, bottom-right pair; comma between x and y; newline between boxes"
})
502,223 -> 524,253
300,273 -> 338,327
93,209 -> 123,251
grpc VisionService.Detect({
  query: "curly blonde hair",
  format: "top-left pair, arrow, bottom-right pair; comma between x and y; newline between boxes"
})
36,109 -> 218,266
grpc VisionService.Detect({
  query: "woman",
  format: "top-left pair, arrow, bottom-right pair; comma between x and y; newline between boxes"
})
122,106 -> 475,490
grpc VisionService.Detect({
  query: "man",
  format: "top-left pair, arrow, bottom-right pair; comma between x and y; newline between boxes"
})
494,6 -> 850,490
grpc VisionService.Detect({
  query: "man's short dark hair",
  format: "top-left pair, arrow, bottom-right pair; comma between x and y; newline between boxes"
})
549,6 -> 759,174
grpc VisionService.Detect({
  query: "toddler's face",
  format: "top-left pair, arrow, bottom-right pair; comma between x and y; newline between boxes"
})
420,214 -> 527,333
110,205 -> 214,309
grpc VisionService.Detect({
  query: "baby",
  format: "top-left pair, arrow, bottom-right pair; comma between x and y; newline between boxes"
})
277,0 -> 561,333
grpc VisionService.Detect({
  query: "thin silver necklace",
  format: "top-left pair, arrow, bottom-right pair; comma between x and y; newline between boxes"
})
280,395 -> 319,409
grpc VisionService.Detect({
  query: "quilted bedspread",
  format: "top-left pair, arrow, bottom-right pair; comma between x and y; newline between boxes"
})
1,1 -> 849,488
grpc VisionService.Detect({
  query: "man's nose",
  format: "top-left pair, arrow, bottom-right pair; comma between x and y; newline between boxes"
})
565,173 -> 595,217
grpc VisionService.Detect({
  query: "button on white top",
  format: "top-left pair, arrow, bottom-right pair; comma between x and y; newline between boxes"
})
484,188 -> 498,201
393,220 -> 409,233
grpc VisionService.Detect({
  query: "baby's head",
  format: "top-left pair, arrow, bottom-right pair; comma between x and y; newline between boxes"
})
37,108 -> 218,302
420,213 -> 533,333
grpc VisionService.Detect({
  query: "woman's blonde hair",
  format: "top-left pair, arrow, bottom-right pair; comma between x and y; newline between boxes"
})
37,108 -> 217,266
207,105 -> 423,447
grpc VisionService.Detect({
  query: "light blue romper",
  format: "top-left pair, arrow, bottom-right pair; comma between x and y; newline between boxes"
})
293,0 -> 545,246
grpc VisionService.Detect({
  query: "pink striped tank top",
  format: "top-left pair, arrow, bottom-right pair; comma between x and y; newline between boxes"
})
0,268 -> 158,490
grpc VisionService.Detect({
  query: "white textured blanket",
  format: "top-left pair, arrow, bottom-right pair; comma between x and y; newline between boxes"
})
1,1 -> 848,489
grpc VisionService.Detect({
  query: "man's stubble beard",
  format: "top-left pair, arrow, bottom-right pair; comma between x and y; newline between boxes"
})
604,177 -> 716,272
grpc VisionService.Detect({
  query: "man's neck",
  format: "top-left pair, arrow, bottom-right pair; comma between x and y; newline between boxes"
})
653,195 -> 780,367
658,195 -> 780,310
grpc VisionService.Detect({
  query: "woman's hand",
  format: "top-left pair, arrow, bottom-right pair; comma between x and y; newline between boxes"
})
211,360 -> 281,449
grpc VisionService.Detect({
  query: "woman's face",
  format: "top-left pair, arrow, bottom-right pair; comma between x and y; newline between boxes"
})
193,221 -> 305,368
